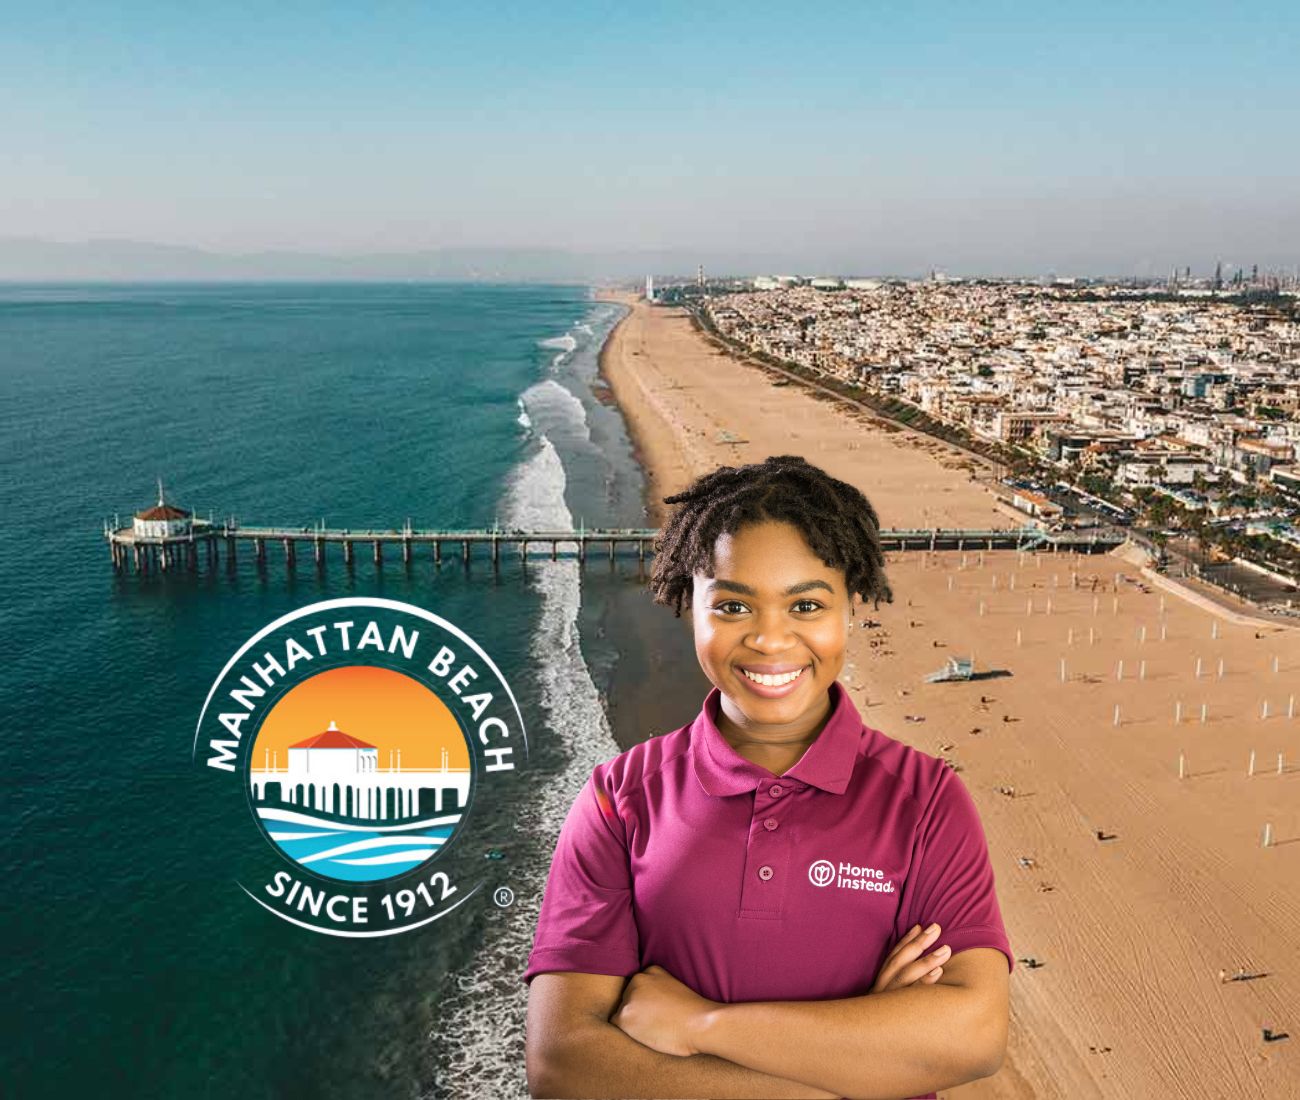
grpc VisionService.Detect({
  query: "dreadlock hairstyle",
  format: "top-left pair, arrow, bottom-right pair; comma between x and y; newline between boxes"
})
647,455 -> 894,619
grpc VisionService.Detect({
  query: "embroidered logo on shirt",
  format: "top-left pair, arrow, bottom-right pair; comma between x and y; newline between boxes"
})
808,859 -> 896,893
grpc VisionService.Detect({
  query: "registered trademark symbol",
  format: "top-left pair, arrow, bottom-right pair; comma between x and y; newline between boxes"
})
493,886 -> 514,908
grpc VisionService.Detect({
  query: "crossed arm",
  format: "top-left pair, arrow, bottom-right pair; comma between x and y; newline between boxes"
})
526,948 -> 1008,1099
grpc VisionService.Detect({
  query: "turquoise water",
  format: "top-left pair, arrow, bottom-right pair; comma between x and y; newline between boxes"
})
257,805 -> 461,882
0,282 -> 657,1098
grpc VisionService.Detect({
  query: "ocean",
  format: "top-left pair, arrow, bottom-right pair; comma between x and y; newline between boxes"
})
0,282 -> 705,1098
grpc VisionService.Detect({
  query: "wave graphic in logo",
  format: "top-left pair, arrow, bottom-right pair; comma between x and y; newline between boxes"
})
256,806 -> 464,882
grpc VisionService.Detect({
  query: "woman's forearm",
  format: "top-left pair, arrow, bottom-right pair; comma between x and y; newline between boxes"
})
688,983 -> 993,1100
533,1018 -> 842,1099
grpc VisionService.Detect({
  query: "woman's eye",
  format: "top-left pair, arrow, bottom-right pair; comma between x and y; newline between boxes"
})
714,599 -> 822,615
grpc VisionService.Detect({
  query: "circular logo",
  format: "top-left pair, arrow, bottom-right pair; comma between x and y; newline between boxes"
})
247,666 -> 470,884
808,859 -> 836,887
193,597 -> 527,937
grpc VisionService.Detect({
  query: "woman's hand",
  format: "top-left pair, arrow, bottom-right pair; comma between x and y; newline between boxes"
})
610,963 -> 720,1057
870,922 -> 951,993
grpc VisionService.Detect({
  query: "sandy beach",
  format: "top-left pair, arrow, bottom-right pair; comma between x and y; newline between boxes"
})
596,291 -> 1300,1099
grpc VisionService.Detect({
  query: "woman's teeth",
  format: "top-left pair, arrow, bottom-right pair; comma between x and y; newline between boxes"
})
740,666 -> 807,687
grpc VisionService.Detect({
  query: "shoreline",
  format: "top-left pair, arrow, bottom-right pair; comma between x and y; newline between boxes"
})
586,289 -> 1300,1099
580,290 -> 712,755
595,289 -> 674,528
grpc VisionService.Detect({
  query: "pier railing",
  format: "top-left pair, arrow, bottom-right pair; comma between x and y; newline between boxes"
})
102,519 -> 1127,575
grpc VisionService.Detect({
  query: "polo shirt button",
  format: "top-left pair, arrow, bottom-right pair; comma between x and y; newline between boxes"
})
763,818 -> 779,831
768,784 -> 784,797
758,865 -> 774,881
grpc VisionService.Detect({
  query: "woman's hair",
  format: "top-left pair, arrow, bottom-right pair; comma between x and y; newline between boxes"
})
648,455 -> 894,618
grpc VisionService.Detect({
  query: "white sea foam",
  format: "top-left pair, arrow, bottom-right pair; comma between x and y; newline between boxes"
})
540,331 -> 579,371
425,431 -> 620,1099
515,398 -> 532,435
537,333 -> 577,352
517,377 -> 591,445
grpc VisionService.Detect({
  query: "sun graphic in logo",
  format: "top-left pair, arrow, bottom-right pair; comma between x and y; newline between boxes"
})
246,665 -> 471,883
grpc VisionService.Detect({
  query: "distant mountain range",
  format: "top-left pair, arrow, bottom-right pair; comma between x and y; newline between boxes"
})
0,237 -> 743,283
5,236 -> 1284,283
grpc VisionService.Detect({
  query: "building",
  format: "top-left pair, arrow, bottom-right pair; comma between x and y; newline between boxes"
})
1271,465 -> 1300,497
1117,456 -> 1210,488
1010,488 -> 1063,520
287,721 -> 380,776
1236,436 -> 1294,476
994,410 -> 1068,445
132,478 -> 193,539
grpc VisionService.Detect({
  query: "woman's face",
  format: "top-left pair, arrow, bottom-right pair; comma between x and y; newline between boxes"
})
691,519 -> 851,739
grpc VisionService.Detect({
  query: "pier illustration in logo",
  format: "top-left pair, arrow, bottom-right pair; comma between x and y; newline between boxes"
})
246,665 -> 471,883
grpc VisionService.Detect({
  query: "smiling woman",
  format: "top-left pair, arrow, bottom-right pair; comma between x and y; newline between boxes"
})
522,456 -> 1013,1100
684,522 -> 862,772
655,455 -> 891,774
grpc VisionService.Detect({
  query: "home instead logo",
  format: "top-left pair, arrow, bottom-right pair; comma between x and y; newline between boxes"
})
808,859 -> 896,893
193,597 -> 527,937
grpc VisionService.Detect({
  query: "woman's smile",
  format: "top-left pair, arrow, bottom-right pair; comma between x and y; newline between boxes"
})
734,662 -> 812,699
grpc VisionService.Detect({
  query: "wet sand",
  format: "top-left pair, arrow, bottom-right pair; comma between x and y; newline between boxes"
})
595,291 -> 1300,1100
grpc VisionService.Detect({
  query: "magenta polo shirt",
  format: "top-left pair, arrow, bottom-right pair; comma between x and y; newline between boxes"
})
523,679 -> 1014,1094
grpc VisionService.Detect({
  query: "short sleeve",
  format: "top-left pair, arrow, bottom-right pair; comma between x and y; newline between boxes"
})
897,765 -> 1015,974
521,764 -> 642,985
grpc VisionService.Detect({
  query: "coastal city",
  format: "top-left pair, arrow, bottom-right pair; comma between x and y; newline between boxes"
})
651,272 -> 1300,610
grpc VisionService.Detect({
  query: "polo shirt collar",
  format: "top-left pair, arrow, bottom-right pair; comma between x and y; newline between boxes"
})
690,678 -> 863,797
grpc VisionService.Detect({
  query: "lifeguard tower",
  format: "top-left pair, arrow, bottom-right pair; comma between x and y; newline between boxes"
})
925,656 -> 975,683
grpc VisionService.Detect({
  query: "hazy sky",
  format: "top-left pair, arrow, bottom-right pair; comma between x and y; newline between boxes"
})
4,1 -> 1298,273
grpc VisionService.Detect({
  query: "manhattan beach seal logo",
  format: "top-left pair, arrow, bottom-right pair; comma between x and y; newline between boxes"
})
193,597 -> 527,937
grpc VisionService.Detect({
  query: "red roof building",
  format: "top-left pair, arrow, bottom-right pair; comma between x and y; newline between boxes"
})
132,477 -> 194,539
135,502 -> 193,521
290,720 -> 375,750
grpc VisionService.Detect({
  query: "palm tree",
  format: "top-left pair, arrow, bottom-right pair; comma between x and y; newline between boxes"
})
1188,510 -> 1211,565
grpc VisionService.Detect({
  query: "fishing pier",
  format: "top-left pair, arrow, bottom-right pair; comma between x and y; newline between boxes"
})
103,518 -> 671,574
104,488 -> 1126,576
